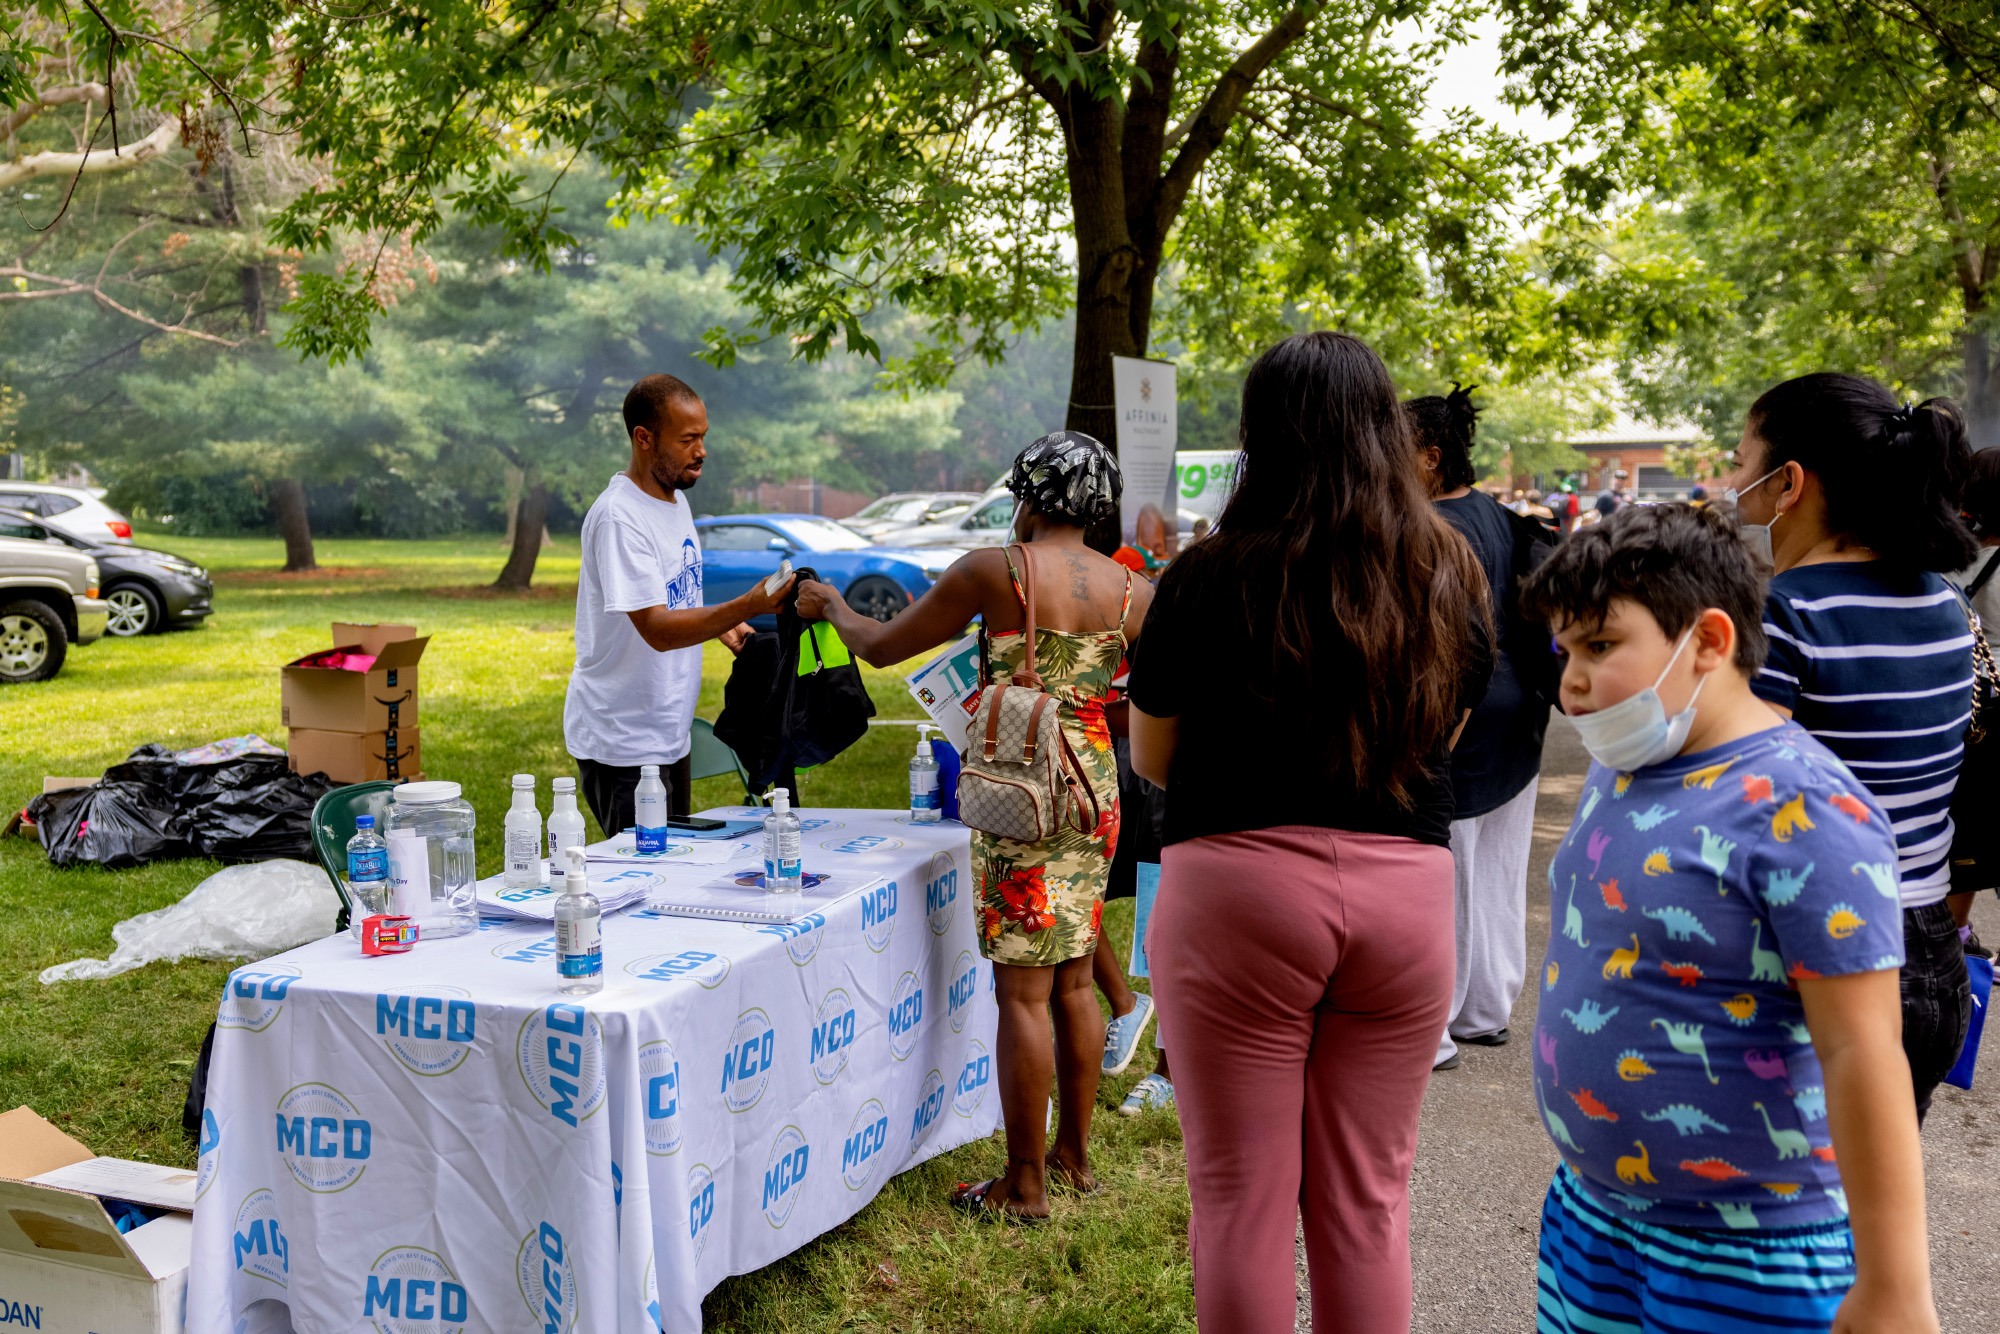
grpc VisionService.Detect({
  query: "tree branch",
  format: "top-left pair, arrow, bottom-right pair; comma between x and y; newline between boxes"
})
0,115 -> 180,190
0,83 -> 110,140
0,264 -> 244,346
1150,3 -> 1318,251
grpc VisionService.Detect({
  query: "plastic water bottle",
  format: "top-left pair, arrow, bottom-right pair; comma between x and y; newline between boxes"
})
547,777 -> 586,867
635,764 -> 668,854
504,774 -> 542,888
553,846 -> 603,996
909,723 -> 941,823
345,815 -> 388,917
763,789 -> 802,893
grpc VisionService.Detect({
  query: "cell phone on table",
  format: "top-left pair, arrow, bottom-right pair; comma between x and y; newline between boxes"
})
667,815 -> 729,832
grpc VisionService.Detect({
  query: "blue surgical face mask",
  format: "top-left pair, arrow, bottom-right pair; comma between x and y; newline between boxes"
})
1569,629 -> 1705,772
1723,465 -> 1787,567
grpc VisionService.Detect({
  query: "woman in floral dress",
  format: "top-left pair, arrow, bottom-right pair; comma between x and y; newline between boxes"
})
796,431 -> 1150,1221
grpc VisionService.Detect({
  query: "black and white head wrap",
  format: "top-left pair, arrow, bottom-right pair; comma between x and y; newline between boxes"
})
1005,431 -> 1122,526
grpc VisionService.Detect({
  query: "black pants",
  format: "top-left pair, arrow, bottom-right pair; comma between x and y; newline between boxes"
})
1902,900 -> 1972,1123
577,755 -> 691,838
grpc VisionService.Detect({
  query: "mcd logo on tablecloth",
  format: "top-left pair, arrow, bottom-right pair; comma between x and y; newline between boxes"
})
375,986 -> 477,1076
516,1222 -> 576,1332
639,1038 -> 683,1155
887,971 -> 924,1061
195,1106 -> 220,1202
687,1163 -> 716,1261
274,1083 -> 371,1192
954,1039 -> 992,1118
625,948 -> 732,989
363,1244 -> 468,1333
490,934 -> 559,964
219,962 -> 302,1032
515,1002 -> 606,1128
761,1125 -> 811,1228
229,1187 -> 287,1288
747,912 -> 825,966
720,1008 -> 776,1112
947,950 -> 978,1034
924,852 -> 958,935
908,1068 -> 946,1154
821,832 -> 904,856
840,1098 -> 890,1192
861,880 -> 899,952
811,989 -> 857,1085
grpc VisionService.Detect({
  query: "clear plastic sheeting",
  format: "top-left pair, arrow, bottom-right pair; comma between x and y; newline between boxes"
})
40,859 -> 341,985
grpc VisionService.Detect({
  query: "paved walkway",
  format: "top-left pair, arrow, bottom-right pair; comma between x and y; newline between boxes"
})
1293,717 -> 1999,1331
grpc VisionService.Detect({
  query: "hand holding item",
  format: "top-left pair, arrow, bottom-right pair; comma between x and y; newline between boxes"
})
742,569 -> 796,618
793,578 -> 843,622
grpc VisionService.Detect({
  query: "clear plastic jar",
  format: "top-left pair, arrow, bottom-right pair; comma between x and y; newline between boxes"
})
387,780 -> 478,938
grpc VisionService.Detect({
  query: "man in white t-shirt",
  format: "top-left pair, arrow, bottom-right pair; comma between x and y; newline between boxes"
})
563,373 -> 793,834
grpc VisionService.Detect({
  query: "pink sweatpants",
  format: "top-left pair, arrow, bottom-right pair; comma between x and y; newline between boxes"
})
1150,826 -> 1455,1334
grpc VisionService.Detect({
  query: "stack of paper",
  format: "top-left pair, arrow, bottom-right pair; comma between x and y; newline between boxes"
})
474,865 -> 669,922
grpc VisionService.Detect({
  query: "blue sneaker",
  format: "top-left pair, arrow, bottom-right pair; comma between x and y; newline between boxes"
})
1102,992 -> 1156,1075
1118,1071 -> 1174,1117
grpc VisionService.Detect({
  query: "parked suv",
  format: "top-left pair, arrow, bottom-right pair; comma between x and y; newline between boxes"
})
0,508 -> 215,636
0,481 -> 135,544
0,510 -> 109,681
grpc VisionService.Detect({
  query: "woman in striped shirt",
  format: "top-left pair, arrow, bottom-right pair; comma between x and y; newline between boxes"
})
1725,372 -> 1979,1120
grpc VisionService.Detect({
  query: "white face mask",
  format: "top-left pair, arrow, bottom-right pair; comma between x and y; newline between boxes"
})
1723,465 -> 1786,567
1569,629 -> 1707,772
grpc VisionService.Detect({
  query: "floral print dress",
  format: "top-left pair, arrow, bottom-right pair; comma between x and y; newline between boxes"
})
973,553 -> 1128,967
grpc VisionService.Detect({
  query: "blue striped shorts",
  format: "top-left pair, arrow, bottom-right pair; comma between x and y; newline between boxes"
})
1537,1168 -> 1856,1333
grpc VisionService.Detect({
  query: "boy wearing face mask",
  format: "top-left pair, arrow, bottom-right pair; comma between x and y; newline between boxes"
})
1519,504 -> 1938,1334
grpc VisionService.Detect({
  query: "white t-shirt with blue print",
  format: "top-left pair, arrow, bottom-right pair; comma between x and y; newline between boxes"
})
1537,722 -> 1905,1229
565,473 -> 705,767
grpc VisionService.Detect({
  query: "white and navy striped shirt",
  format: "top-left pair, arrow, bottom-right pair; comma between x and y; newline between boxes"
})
1753,562 -> 1973,907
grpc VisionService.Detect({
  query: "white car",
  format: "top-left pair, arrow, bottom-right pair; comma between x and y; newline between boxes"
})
841,491 -> 982,538
0,482 -> 135,544
872,488 -> 1018,548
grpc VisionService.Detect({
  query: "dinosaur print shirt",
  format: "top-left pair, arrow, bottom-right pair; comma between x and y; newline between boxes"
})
1536,721 -> 1905,1229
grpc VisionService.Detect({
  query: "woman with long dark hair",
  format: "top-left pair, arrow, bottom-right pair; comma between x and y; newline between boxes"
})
1127,332 -> 1490,1332
1724,372 -> 1978,1120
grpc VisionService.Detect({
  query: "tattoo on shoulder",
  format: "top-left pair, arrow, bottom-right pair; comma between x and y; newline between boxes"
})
1062,548 -> 1089,600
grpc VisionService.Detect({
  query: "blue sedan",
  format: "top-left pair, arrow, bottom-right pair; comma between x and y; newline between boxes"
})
695,514 -> 960,623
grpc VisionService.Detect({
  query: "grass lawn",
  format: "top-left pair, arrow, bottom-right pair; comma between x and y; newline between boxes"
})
0,530 -> 1192,1332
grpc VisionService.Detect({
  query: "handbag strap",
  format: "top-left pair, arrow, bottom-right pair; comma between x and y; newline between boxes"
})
1011,542 -> 1039,677
1969,548 -> 2000,599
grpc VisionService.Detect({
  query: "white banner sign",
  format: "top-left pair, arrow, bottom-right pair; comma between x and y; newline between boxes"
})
1112,356 -> 1177,545
189,809 -> 995,1334
1173,449 -> 1242,525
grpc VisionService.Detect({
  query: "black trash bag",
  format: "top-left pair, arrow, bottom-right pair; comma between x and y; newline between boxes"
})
27,780 -> 190,869
26,743 -> 336,868
714,566 -> 875,791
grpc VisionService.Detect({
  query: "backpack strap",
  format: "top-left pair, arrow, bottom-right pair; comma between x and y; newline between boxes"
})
1010,543 -> 1045,690
1117,569 -> 1133,639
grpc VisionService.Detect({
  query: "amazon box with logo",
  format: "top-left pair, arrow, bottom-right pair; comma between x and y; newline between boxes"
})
282,622 -> 427,783
0,1106 -> 192,1334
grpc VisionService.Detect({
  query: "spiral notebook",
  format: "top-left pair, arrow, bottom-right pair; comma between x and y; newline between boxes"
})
639,869 -> 881,924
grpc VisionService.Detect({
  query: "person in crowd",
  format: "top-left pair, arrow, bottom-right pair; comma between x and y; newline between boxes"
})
1127,331 -> 1491,1332
563,374 -> 791,835
1556,483 -> 1581,534
1112,501 -> 1176,575
1945,445 -> 2000,959
795,430 -> 1151,1221
1594,472 -> 1626,520
1188,516 -> 1211,543
1520,501 -> 1936,1334
1409,386 -> 1553,1070
1724,374 -> 1978,1121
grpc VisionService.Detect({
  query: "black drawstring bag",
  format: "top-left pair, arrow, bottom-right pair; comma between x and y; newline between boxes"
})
714,566 -> 875,792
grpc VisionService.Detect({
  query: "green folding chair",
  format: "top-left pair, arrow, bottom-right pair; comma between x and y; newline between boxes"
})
689,716 -> 762,807
309,780 -> 399,933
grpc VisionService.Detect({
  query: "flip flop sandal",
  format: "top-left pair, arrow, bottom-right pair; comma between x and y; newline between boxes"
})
949,1178 -> 1047,1225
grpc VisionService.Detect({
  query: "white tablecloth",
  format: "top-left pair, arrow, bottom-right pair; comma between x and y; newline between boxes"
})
188,809 -> 993,1334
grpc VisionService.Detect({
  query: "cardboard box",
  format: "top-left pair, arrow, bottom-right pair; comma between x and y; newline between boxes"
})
280,622 -> 427,733
288,726 -> 422,784
0,1107 -> 190,1334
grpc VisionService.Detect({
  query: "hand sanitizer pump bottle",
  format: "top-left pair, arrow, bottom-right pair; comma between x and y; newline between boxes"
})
763,790 -> 803,893
909,724 -> 941,823
554,846 -> 603,996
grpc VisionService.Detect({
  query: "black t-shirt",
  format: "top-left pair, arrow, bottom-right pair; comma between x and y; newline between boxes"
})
1125,552 -> 1492,848
1436,492 -> 1549,817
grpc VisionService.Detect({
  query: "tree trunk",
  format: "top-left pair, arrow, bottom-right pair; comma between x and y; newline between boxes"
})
269,478 -> 317,571
493,475 -> 549,591
1965,329 -> 1998,452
